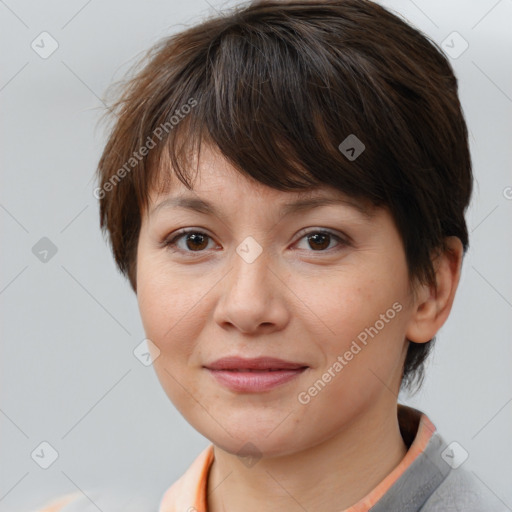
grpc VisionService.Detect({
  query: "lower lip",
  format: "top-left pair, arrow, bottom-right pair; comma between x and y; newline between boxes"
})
206,368 -> 307,392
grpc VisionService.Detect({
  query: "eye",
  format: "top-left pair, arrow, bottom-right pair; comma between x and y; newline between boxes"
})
163,229 -> 216,253
162,228 -> 349,255
294,229 -> 349,252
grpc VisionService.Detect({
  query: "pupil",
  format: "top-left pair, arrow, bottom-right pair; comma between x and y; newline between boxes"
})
309,233 -> 330,250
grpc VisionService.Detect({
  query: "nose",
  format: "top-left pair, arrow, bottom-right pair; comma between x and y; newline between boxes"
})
212,242 -> 290,335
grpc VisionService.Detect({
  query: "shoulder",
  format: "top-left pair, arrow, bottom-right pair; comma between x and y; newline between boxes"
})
159,444 -> 215,512
31,492 -> 82,512
421,466 -> 508,511
31,488 -> 159,512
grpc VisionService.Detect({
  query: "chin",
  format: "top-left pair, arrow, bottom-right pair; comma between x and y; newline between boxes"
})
201,425 -> 304,460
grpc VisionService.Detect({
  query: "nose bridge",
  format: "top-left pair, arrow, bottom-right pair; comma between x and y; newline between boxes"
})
230,234 -> 272,299
214,235 -> 286,332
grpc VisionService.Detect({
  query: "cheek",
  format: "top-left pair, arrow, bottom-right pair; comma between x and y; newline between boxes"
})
299,264 -> 406,335
299,264 -> 410,381
136,267 -> 206,413
136,256 -> 204,363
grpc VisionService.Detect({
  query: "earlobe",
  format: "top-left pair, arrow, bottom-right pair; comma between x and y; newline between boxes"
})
405,237 -> 464,344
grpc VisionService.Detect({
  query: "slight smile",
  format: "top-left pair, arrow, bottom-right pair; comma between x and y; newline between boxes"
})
204,356 -> 309,393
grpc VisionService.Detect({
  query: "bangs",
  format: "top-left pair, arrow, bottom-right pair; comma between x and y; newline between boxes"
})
139,18 -> 391,214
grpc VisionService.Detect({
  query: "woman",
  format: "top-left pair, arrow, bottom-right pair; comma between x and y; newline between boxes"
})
36,0 -> 506,510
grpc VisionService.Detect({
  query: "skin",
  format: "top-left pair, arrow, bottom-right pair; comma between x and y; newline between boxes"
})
136,143 -> 463,512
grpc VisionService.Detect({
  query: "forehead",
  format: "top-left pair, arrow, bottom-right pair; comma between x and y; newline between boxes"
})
149,143 -> 375,218
151,143 -> 281,199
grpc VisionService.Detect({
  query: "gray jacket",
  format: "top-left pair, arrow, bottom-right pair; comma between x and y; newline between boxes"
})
368,429 -> 508,511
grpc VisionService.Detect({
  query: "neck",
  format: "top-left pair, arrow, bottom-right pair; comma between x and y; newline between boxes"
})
206,403 -> 408,512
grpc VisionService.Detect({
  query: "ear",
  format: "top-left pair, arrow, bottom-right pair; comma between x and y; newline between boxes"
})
405,237 -> 464,343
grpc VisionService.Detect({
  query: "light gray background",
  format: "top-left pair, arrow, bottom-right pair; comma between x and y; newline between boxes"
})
1,0 -> 511,510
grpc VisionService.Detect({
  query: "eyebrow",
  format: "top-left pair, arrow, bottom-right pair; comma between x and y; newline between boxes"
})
150,194 -> 373,220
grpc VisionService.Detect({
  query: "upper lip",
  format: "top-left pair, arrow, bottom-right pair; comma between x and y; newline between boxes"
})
205,356 -> 309,371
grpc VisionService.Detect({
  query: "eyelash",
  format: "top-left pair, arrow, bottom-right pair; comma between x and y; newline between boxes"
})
161,228 -> 350,256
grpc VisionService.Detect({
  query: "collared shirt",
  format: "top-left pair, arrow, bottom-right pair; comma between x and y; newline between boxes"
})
34,404 -> 507,512
157,404 -> 506,512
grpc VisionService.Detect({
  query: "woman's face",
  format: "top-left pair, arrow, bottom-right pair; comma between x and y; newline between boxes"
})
136,144 -> 417,457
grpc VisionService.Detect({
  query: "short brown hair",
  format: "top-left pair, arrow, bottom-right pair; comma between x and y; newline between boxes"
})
96,0 -> 473,394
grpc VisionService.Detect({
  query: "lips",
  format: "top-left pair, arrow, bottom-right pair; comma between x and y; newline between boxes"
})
204,356 -> 309,393
205,356 -> 308,371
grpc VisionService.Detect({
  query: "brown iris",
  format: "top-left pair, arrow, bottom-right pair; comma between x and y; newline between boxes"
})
184,232 -> 209,251
307,232 -> 331,251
